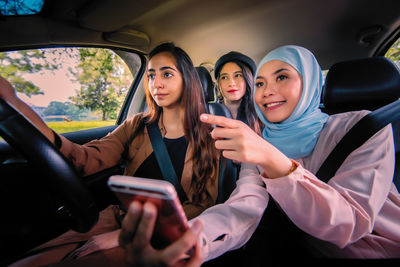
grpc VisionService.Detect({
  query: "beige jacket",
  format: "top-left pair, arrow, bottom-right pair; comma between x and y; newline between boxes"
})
59,113 -> 219,219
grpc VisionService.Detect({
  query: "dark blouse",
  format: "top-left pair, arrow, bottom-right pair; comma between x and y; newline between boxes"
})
134,135 -> 188,183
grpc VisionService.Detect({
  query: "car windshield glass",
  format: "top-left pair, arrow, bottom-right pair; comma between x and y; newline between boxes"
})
0,0 -> 43,15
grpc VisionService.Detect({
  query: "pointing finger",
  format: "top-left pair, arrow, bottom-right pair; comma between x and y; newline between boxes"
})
200,113 -> 241,129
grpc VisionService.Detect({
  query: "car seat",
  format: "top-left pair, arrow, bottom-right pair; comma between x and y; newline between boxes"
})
196,66 -> 237,203
196,66 -> 233,119
196,66 -> 247,265
321,56 -> 400,190
196,66 -> 216,103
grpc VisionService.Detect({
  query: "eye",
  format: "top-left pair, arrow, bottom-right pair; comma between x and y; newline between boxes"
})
220,75 -> 227,80
148,73 -> 155,80
277,74 -> 288,81
235,73 -> 242,78
255,81 -> 264,87
164,72 -> 173,78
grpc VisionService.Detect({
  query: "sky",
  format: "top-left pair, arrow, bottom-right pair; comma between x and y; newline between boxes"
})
18,69 -> 79,107
14,49 -> 81,107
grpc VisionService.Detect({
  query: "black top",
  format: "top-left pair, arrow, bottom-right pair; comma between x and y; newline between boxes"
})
134,135 -> 188,182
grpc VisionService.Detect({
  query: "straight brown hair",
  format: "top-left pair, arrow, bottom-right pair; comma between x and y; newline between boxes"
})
144,42 -> 219,204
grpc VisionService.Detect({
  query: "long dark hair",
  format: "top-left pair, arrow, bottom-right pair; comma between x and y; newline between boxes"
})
217,61 -> 263,135
144,42 -> 219,204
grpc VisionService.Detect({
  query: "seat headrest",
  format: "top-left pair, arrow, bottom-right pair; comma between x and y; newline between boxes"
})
322,57 -> 400,113
196,66 -> 215,102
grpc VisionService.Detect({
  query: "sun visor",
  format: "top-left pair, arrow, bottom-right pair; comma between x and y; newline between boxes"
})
103,27 -> 150,47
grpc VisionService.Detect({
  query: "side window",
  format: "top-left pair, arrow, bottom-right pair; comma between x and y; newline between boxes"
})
384,37 -> 400,68
0,47 -> 141,133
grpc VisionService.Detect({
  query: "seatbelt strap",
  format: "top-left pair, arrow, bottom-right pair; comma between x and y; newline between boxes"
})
146,121 -> 187,201
216,157 -> 225,204
316,100 -> 400,182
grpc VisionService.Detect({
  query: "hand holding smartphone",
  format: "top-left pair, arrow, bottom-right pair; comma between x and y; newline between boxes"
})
108,175 -> 190,250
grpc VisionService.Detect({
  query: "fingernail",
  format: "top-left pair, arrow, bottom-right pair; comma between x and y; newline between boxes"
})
200,114 -> 208,121
129,201 -> 140,214
190,220 -> 203,235
143,202 -> 156,218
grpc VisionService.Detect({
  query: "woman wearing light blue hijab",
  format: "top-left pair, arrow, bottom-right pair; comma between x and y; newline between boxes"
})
254,45 -> 328,159
196,45 -> 399,260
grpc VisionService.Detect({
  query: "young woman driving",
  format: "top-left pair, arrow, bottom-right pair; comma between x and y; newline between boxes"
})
1,42 -> 222,266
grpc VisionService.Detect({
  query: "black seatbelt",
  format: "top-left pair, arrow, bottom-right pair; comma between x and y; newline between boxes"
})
146,121 -> 187,202
316,100 -> 400,182
216,157 -> 238,203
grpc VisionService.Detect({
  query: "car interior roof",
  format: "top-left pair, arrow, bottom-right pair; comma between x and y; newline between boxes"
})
0,0 -> 399,70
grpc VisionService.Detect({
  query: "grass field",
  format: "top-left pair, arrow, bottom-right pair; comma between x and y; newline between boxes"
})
47,120 -> 116,133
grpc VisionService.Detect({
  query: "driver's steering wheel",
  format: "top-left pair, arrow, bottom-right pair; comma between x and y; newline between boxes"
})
0,98 -> 98,233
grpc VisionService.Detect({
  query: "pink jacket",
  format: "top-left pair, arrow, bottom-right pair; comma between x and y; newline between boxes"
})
196,110 -> 400,260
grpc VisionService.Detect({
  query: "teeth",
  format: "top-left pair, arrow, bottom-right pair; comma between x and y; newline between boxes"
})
265,102 -> 283,107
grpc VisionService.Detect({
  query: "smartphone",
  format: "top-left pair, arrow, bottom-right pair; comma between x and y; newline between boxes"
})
107,175 -> 190,250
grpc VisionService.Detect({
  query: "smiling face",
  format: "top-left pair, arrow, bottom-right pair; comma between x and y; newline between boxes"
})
218,62 -> 246,103
254,60 -> 303,123
147,52 -> 183,109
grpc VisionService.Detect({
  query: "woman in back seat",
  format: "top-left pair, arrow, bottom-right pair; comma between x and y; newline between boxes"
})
214,51 -> 262,135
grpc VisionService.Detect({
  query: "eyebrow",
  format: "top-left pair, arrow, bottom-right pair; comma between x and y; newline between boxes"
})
256,68 -> 289,79
148,66 -> 178,72
221,70 -> 243,76
273,68 -> 289,75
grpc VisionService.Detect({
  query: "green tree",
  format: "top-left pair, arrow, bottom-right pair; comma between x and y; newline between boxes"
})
69,48 -> 133,120
43,101 -> 67,115
43,101 -> 82,116
0,50 -> 57,96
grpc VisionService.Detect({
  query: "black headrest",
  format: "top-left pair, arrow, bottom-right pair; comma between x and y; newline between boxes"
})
322,57 -> 400,113
196,66 -> 215,102
208,102 -> 233,119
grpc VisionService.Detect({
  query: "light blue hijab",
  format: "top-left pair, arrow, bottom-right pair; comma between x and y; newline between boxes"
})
254,45 -> 329,159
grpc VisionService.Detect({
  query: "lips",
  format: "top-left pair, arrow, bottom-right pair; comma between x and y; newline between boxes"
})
155,93 -> 168,98
227,89 -> 238,93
